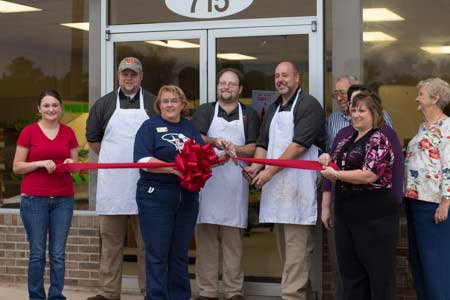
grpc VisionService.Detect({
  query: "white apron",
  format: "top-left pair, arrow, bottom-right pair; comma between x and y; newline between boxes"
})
259,90 -> 318,224
96,89 -> 149,215
197,103 -> 249,228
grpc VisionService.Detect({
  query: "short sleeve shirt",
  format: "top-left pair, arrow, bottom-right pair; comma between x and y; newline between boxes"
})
17,123 -> 79,196
134,116 -> 204,185
257,89 -> 326,151
191,102 -> 260,144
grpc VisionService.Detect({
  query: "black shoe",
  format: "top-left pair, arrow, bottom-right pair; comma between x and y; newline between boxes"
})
194,296 -> 219,300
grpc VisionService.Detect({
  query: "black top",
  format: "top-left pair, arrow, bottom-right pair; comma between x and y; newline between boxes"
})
256,88 -> 326,151
191,102 -> 260,144
86,88 -> 156,143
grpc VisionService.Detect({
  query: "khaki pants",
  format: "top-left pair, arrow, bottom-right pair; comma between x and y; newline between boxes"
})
99,215 -> 146,299
195,224 -> 244,299
276,224 -> 314,300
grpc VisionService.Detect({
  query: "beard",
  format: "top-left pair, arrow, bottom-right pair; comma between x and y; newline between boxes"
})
218,92 -> 238,103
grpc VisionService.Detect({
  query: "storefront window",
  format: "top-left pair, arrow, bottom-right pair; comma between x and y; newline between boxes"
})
109,0 -> 316,25
0,0 -> 89,209
362,0 -> 450,147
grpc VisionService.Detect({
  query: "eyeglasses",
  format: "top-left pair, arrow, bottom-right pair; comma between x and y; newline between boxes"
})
160,99 -> 182,105
333,90 -> 347,98
218,81 -> 239,88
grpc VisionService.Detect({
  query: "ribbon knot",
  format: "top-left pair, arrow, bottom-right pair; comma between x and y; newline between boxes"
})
174,139 -> 219,192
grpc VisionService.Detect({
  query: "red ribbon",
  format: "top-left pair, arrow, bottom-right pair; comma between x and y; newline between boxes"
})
55,161 -> 174,173
55,147 -> 338,193
233,157 -> 340,171
56,139 -> 219,192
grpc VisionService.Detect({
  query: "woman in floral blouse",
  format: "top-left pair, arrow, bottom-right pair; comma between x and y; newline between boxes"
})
319,91 -> 400,300
404,77 -> 450,300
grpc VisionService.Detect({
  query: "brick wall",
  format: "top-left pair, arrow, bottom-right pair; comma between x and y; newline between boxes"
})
322,206 -> 418,300
0,209 -> 100,287
0,206 -> 419,299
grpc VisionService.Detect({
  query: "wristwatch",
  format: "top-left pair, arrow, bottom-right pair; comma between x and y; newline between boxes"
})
442,196 -> 450,201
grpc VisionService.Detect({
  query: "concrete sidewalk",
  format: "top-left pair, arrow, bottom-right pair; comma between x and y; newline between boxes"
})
0,283 -> 144,300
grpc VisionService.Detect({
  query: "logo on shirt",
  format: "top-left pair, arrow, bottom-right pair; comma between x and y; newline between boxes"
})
162,133 -> 189,152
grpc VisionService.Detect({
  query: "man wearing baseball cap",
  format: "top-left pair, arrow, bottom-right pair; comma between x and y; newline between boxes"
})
86,57 -> 155,300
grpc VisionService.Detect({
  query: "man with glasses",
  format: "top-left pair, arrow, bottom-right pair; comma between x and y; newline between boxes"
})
245,61 -> 326,300
191,68 -> 260,300
86,57 -> 155,300
327,75 -> 393,150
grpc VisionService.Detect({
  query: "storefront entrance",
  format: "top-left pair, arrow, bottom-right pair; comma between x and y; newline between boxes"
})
102,9 -> 323,299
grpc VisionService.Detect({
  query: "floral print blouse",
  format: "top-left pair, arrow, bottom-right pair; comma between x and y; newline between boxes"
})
405,118 -> 450,203
332,129 -> 394,190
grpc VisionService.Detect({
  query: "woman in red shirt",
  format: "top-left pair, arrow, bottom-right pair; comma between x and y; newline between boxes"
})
13,90 -> 78,300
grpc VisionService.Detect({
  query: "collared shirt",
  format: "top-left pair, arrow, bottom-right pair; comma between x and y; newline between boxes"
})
256,88 -> 326,151
86,88 -> 156,143
326,110 -> 394,152
191,101 -> 260,144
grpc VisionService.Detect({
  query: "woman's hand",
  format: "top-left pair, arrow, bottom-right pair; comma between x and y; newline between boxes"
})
435,199 -> 450,224
63,158 -> 74,164
35,160 -> 56,174
172,168 -> 183,178
318,153 -> 332,166
321,166 -> 338,182
321,191 -> 333,230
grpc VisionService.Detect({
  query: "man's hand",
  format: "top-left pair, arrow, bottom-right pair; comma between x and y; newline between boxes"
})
252,168 -> 273,189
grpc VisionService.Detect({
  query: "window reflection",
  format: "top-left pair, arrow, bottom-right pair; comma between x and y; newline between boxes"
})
362,0 -> 450,147
0,1 -> 89,209
115,40 -> 200,117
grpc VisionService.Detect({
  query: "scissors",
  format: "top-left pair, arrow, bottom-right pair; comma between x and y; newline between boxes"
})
221,141 -> 254,182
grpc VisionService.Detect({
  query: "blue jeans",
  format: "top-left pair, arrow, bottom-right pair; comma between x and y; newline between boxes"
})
20,195 -> 74,300
137,181 -> 199,300
406,198 -> 450,300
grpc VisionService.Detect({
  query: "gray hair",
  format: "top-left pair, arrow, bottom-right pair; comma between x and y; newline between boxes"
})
336,75 -> 360,85
417,78 -> 450,110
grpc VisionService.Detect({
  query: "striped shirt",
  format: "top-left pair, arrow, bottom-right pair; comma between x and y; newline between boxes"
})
326,110 -> 393,152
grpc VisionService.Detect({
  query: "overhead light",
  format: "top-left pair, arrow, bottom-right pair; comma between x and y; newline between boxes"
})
363,8 -> 404,22
363,31 -> 397,42
421,46 -> 450,54
61,22 -> 89,31
0,0 -> 41,13
217,53 -> 257,60
145,40 -> 200,49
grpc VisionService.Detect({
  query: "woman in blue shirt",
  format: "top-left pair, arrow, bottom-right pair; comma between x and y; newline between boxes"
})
134,85 -> 204,300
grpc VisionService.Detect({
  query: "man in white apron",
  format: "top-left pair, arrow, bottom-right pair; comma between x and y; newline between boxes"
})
245,61 -> 326,300
85,57 -> 155,300
191,68 -> 260,300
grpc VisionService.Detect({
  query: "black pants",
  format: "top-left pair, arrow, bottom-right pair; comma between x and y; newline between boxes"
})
334,212 -> 399,300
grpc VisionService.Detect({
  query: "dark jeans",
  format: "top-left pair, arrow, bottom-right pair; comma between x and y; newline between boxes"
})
137,181 -> 199,300
406,198 -> 450,300
334,212 -> 399,300
20,195 -> 74,300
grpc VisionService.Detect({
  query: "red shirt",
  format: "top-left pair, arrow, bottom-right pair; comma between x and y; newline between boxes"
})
17,123 -> 79,196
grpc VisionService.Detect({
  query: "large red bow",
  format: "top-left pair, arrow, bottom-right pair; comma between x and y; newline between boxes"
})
174,139 -> 218,192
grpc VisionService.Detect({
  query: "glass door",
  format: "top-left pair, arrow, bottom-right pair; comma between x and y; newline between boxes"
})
104,25 -> 322,298
104,30 -> 207,280
207,26 -> 323,297
105,30 -> 208,115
